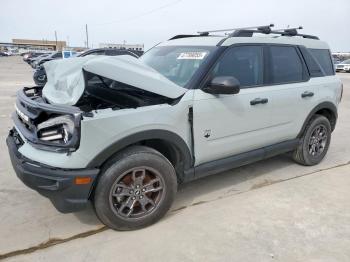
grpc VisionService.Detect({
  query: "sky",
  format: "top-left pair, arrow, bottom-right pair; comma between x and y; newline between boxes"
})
0,0 -> 349,51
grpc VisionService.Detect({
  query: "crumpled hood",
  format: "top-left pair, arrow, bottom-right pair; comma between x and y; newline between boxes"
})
43,55 -> 187,105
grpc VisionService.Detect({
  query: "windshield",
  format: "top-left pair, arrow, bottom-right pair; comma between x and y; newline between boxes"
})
341,59 -> 350,64
140,46 -> 215,87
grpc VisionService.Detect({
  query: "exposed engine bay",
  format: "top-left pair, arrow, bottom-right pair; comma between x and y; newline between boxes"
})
76,71 -> 174,112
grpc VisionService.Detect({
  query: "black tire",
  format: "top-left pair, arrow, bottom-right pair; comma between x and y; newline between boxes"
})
293,114 -> 331,166
94,146 -> 177,230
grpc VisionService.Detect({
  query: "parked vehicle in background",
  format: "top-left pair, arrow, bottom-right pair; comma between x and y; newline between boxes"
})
336,59 -> 350,72
0,51 -> 9,57
28,53 -> 52,66
31,51 -> 63,68
33,48 -> 141,86
80,48 -> 142,57
3,51 -> 13,56
7,25 -> 343,230
62,50 -> 77,58
23,52 -> 46,63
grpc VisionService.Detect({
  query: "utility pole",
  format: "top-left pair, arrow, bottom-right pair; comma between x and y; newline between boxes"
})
54,30 -> 58,50
85,24 -> 89,48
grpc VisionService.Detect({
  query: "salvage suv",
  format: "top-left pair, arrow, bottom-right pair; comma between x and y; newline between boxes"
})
7,25 -> 343,230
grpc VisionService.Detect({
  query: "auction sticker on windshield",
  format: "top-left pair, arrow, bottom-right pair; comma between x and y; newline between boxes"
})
177,52 -> 207,60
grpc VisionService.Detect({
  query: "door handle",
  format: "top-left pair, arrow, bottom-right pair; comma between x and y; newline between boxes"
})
250,98 -> 268,106
301,91 -> 314,98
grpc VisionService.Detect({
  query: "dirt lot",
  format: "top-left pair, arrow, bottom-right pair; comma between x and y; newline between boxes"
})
1,56 -> 350,261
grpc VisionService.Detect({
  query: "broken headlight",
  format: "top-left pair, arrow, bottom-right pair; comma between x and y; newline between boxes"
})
37,115 -> 75,144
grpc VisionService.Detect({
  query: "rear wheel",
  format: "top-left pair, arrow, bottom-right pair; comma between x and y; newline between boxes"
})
293,115 -> 331,166
94,146 -> 177,230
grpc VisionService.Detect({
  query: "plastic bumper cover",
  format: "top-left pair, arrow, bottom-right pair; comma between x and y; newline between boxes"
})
6,129 -> 100,213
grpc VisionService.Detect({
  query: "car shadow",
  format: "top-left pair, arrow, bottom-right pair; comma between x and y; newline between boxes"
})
73,153 -> 296,226
169,153 -> 297,214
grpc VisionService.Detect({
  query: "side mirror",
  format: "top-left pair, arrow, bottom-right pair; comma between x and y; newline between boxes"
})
203,76 -> 240,95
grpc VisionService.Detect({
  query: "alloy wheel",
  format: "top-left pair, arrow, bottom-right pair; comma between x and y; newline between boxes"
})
308,124 -> 328,157
109,166 -> 165,219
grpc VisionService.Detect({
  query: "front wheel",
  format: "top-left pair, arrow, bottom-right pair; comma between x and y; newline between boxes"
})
293,115 -> 331,166
94,146 -> 177,230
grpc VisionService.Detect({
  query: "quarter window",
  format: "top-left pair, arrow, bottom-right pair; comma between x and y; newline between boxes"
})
309,49 -> 334,76
268,46 -> 305,84
212,46 -> 263,87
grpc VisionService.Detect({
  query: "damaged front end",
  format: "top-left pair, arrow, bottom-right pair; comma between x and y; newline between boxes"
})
14,86 -> 82,152
13,55 -> 187,153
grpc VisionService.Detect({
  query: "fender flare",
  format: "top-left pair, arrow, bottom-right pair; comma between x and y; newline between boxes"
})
86,129 -> 193,169
297,101 -> 338,138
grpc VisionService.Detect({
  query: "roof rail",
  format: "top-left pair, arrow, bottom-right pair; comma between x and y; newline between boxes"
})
168,24 -> 319,41
169,34 -> 202,40
197,24 -> 275,36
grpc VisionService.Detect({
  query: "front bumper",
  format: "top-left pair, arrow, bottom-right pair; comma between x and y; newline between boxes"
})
6,129 -> 100,213
336,66 -> 350,72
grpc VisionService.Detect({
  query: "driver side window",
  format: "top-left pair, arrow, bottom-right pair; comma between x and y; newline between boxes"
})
212,46 -> 263,88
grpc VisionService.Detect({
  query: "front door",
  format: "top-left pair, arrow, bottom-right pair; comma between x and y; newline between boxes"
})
193,45 -> 278,165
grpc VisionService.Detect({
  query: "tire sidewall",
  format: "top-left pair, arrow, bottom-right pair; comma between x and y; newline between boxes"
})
301,115 -> 331,165
94,147 -> 177,230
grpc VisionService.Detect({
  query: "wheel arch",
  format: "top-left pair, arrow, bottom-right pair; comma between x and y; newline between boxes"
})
298,102 -> 338,138
86,130 -> 193,179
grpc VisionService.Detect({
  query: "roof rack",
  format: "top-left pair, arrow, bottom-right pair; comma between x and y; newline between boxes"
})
197,24 -> 275,36
230,25 -> 319,40
169,24 -> 319,41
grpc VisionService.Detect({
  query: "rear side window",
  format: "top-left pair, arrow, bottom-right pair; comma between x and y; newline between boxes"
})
212,46 -> 263,87
268,46 -> 305,84
309,49 -> 334,76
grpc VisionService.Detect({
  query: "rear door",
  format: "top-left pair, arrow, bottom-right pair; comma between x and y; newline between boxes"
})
262,45 -> 312,143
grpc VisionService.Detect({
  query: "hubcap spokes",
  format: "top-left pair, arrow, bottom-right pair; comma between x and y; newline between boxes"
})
308,125 -> 327,157
109,167 -> 164,219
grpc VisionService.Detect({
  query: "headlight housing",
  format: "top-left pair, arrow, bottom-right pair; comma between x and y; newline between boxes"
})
37,115 -> 74,144
34,114 -> 81,152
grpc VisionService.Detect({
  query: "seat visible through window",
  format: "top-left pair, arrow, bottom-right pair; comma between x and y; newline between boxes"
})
213,46 -> 263,87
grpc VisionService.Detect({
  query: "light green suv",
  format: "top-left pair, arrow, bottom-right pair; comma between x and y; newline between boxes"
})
7,25 -> 343,230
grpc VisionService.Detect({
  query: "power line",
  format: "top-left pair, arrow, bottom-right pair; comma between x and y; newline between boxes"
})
85,24 -> 89,48
91,0 -> 183,27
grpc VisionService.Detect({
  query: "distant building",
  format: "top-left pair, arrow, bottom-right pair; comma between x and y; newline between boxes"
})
99,43 -> 144,51
12,39 -> 67,51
